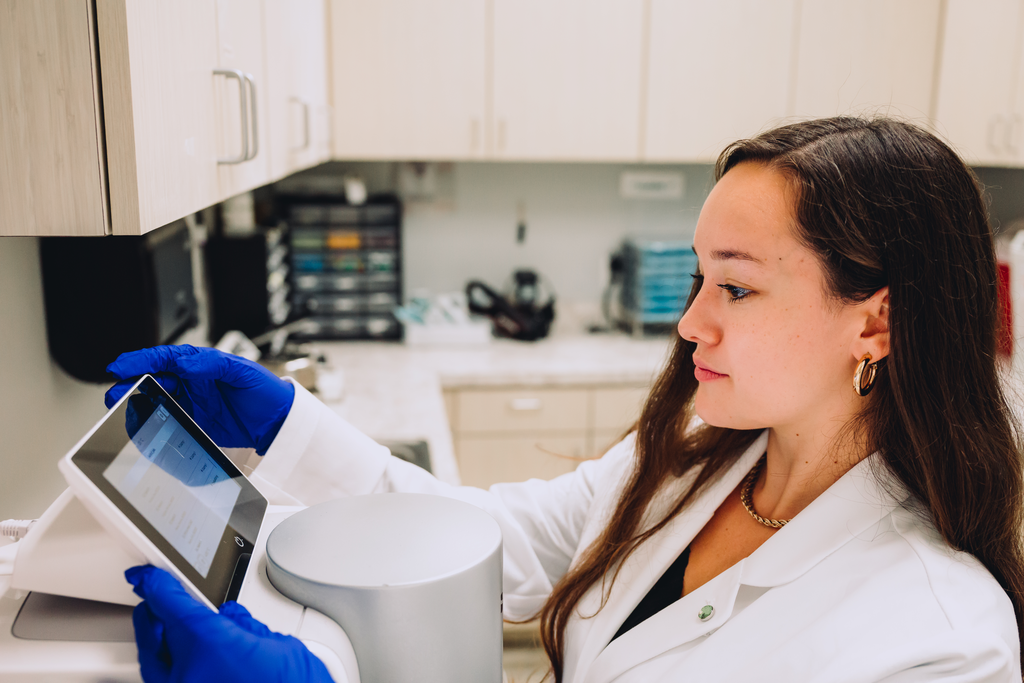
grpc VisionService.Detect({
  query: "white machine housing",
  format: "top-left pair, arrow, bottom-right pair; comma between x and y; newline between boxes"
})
0,490 -> 359,683
267,493 -> 504,683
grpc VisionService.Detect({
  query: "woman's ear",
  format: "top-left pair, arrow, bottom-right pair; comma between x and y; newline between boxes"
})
854,287 -> 890,362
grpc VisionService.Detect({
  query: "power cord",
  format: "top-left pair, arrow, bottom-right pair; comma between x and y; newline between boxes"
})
1,519 -> 37,541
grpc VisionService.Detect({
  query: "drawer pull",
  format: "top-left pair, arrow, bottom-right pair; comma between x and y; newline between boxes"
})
509,398 -> 542,412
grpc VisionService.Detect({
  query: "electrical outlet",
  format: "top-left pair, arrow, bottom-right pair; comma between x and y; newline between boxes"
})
619,171 -> 685,200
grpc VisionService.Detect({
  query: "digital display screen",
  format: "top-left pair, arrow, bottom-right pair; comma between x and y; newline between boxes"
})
68,375 -> 266,606
102,403 -> 242,577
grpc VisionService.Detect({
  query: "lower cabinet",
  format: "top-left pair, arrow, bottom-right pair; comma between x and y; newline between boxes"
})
455,436 -> 587,488
445,383 -> 649,488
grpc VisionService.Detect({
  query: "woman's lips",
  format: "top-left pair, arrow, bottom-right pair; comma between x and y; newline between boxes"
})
693,360 -> 728,382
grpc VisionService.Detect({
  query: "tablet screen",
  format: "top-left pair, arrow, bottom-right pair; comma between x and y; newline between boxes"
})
69,376 -> 267,605
104,402 -> 242,577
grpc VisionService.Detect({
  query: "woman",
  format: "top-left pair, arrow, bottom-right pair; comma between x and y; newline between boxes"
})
111,117 -> 1024,682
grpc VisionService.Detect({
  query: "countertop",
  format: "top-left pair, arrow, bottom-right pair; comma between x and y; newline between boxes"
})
309,333 -> 674,486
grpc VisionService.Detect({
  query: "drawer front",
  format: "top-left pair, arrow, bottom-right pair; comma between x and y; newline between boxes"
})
592,385 -> 649,432
456,388 -> 589,434
455,436 -> 586,488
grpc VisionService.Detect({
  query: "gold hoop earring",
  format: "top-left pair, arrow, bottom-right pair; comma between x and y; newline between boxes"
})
853,354 -> 877,397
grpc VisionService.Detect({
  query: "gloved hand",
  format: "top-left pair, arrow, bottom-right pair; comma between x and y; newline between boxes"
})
125,565 -> 334,683
105,345 -> 294,455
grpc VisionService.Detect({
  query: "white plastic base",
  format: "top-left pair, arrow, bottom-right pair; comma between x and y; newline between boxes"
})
0,497 -> 359,683
11,488 -> 143,606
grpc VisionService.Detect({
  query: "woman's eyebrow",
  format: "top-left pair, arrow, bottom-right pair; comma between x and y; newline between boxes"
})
692,246 -> 765,265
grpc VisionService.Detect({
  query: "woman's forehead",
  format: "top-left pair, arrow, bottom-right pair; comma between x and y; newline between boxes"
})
693,163 -> 804,264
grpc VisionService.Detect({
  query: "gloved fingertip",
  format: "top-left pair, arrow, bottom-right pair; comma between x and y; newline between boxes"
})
167,356 -> 196,376
125,565 -> 152,597
220,601 -> 276,638
125,564 -> 149,583
218,600 -> 251,619
152,375 -> 180,396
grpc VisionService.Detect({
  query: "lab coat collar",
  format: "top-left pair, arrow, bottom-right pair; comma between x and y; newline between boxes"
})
738,447 -> 909,588
571,432 -> 910,683
566,432 -> 767,683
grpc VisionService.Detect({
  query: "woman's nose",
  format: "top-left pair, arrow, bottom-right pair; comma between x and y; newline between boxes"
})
677,292 -> 719,345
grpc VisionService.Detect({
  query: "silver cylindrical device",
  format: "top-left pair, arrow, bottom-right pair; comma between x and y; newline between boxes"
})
266,493 -> 503,683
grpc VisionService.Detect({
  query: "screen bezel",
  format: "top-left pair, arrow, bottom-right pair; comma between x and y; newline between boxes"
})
68,375 -> 268,606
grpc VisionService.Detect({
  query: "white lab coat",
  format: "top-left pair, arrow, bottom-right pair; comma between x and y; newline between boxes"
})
252,383 -> 1021,682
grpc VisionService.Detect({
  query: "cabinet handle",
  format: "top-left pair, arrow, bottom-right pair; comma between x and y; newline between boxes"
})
497,118 -> 506,153
470,118 -> 480,153
290,98 -> 311,151
243,72 -> 258,161
509,397 -> 542,411
215,68 -> 249,164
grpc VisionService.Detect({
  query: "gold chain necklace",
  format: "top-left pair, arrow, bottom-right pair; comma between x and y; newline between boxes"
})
740,454 -> 790,529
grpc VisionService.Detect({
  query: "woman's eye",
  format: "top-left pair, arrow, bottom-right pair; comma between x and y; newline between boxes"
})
717,283 -> 753,302
690,272 -> 704,283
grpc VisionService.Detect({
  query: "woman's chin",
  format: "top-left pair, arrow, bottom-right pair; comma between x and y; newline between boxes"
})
692,401 -> 764,431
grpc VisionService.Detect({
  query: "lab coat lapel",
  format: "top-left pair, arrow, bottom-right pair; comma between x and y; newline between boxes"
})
580,452 -> 907,683
586,561 -> 747,683
567,432 -> 768,683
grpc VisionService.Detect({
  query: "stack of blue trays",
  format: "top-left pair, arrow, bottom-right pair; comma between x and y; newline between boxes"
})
621,238 -> 697,327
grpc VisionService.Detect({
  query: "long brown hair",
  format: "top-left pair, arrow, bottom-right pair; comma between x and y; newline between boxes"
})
539,117 -> 1024,678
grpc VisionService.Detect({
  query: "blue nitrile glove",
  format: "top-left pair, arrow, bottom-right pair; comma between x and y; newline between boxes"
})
105,345 -> 294,455
125,565 -> 334,683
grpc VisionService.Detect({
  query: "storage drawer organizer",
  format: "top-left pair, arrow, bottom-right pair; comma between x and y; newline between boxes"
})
283,197 -> 403,340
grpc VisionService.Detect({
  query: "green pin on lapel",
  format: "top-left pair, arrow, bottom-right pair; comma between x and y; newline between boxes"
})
698,604 -> 714,621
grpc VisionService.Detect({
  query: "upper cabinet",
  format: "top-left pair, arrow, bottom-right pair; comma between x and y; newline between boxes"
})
327,0 -> 644,161
97,1 -> 223,236
792,0 -> 941,120
9,1 -> 1024,237
0,0 -> 107,236
2,0 -> 313,236
264,0 -> 331,179
324,0 -> 946,163
99,0 -> 276,235
213,0 -> 273,200
934,0 -> 1024,166
643,0 -> 797,162
329,0 -> 487,160
491,0 -> 644,161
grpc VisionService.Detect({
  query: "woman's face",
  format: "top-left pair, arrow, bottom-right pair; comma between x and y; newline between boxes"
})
678,162 -> 871,434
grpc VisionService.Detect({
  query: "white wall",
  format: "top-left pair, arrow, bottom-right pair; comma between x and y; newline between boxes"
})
0,238 -> 108,524
401,162 -> 713,303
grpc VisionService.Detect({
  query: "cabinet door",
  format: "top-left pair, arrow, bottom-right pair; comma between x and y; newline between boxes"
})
0,0 -> 106,236
935,0 -> 1022,165
98,1 -> 221,235
455,435 -> 586,488
792,0 -> 941,121
492,0 -> 644,160
644,0 -> 796,162
329,0 -> 486,159
264,0 -> 329,181
215,0 -> 272,199
1010,19 -> 1024,165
